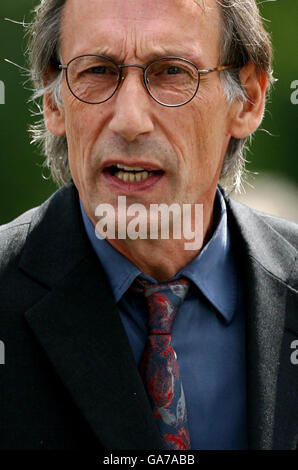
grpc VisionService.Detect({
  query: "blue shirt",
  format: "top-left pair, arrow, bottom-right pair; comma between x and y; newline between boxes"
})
80,188 -> 247,449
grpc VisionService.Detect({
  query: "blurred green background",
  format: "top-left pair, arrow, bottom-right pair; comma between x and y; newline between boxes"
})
0,0 -> 297,225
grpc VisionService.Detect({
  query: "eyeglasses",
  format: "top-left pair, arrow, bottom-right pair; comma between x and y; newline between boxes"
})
59,55 -> 234,107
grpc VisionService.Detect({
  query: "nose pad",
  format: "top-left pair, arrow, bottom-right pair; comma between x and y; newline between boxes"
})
117,74 -> 127,92
117,63 -> 149,91
118,69 -> 147,93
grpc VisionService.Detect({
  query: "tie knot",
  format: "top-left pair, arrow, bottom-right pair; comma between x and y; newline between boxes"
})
131,277 -> 189,334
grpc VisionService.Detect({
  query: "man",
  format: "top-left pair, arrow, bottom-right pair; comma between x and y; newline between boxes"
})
0,0 -> 297,450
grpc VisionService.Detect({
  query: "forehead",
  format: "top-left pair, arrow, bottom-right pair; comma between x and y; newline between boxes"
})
60,0 -> 221,62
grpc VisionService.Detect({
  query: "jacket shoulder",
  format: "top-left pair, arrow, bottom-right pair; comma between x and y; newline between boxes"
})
0,207 -> 37,233
226,196 -> 298,253
0,183 -> 73,272
0,207 -> 39,272
0,184 -> 80,286
256,211 -> 298,251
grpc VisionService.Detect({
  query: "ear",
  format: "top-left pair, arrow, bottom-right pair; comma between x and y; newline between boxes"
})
229,62 -> 268,139
43,69 -> 66,136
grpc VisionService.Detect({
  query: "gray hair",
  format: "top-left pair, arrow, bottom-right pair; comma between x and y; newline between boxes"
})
27,0 -> 274,192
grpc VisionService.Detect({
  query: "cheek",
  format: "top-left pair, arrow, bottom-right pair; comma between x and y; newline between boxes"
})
173,105 -> 215,167
191,93 -> 229,153
65,101 -> 93,144
174,94 -> 229,183
63,101 -> 105,172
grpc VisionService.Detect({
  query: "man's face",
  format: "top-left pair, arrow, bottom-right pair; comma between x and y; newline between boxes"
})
57,0 -> 233,222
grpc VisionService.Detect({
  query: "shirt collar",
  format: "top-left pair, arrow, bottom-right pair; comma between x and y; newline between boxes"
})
80,187 -> 238,324
176,187 -> 238,324
80,201 -> 142,301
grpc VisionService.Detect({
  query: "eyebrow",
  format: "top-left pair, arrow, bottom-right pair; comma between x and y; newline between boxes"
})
87,46 -> 204,67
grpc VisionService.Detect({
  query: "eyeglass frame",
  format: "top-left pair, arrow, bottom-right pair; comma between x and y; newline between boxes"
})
58,54 -> 235,108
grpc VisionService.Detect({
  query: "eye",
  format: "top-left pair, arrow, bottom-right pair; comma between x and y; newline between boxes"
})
165,66 -> 186,75
86,66 -> 115,74
83,64 -> 118,76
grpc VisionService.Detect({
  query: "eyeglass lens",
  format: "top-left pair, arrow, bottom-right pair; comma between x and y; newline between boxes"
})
66,55 -> 200,106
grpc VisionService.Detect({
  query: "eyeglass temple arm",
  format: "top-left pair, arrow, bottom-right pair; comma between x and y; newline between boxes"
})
199,64 -> 235,74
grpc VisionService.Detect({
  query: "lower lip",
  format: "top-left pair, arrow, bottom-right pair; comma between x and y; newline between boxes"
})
103,171 -> 164,192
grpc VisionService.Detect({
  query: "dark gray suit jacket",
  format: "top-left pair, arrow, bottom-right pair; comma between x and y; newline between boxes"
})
0,183 -> 297,450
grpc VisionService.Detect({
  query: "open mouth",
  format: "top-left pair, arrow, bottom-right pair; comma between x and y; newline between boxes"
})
104,163 -> 164,183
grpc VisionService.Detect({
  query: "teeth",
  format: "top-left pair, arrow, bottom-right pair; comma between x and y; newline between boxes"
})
115,170 -> 154,182
116,163 -> 145,171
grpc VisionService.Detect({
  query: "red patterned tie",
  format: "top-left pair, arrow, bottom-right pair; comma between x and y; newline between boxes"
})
131,277 -> 191,450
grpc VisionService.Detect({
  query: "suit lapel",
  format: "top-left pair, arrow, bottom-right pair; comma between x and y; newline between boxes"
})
20,184 -> 164,450
226,195 -> 298,449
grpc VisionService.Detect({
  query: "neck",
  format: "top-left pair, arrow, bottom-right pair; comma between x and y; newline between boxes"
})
104,193 -> 216,282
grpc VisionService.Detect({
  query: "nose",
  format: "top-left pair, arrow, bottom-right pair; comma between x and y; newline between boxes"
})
108,68 -> 154,142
